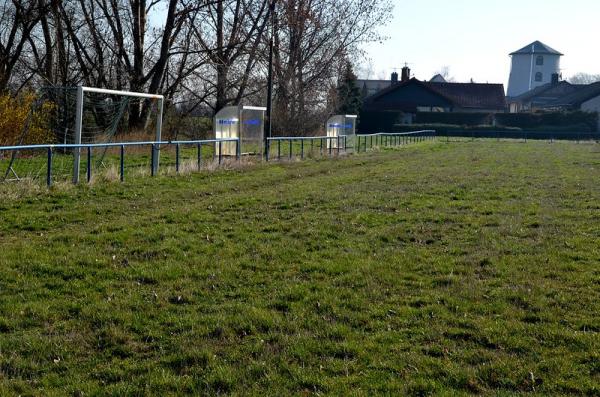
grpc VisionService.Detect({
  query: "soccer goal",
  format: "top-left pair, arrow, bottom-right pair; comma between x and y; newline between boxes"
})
326,114 -> 357,150
214,105 -> 267,156
72,87 -> 164,183
1,86 -> 164,184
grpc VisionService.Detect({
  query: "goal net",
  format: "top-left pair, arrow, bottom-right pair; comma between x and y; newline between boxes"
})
1,86 -> 163,184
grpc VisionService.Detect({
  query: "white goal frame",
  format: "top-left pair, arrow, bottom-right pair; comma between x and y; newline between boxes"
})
73,86 -> 164,183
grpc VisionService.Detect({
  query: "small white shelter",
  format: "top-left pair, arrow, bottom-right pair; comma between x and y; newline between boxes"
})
326,114 -> 357,150
214,105 -> 267,155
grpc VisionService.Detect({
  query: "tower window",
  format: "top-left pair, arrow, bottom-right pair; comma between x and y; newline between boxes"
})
536,55 -> 544,66
535,72 -> 543,82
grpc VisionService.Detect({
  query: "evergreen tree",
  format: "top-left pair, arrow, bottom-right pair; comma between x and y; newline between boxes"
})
336,62 -> 362,116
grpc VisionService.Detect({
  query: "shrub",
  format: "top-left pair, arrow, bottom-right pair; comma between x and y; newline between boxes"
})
392,123 -> 522,133
496,111 -> 598,132
358,111 -> 407,133
0,93 -> 54,146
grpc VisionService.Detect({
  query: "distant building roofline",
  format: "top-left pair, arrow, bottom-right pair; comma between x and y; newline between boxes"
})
510,40 -> 563,56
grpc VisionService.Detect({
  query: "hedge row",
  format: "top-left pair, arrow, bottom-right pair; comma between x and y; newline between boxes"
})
358,110 -> 599,133
392,124 -> 521,133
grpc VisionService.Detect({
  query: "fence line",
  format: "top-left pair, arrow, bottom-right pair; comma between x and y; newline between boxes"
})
356,130 -> 437,152
1,130 -> 437,187
265,135 -> 348,161
439,130 -> 600,143
1,138 -> 239,187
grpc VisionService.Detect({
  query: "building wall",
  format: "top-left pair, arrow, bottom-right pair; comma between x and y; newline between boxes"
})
453,107 -> 505,114
581,95 -> 600,131
507,54 -> 561,97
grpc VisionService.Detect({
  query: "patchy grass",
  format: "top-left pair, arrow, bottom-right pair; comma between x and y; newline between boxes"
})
0,140 -> 599,395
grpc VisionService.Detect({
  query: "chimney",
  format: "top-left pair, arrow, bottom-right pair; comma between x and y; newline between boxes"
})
401,66 -> 410,82
551,73 -> 559,84
391,72 -> 399,84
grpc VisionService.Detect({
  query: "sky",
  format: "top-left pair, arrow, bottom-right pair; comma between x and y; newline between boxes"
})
359,0 -> 600,86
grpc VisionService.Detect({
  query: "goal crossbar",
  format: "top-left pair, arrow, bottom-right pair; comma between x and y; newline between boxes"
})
73,86 -> 164,183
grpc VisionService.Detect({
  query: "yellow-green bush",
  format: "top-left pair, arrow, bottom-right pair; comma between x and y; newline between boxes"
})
0,93 -> 55,146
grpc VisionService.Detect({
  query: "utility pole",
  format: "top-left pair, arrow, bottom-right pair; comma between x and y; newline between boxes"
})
265,0 -> 277,158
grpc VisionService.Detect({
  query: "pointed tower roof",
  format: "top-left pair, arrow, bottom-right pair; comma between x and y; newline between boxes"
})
510,41 -> 563,56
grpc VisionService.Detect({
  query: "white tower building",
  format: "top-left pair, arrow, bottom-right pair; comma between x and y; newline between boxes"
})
507,41 -> 562,98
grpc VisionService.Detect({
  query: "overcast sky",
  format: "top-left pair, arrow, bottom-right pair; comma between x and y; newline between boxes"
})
359,0 -> 600,86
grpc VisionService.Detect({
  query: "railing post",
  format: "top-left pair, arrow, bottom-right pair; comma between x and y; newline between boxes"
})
85,146 -> 92,183
236,139 -> 241,161
86,146 -> 92,183
152,142 -> 159,175
329,138 -> 332,156
321,138 -> 324,155
175,143 -> 180,173
301,139 -> 304,159
218,141 -> 223,164
278,140 -> 281,160
336,136 -> 340,155
264,136 -> 269,161
46,147 -> 53,187
266,139 -> 270,162
151,144 -> 156,176
289,139 -> 293,160
311,138 -> 314,156
120,145 -> 125,182
197,143 -> 202,169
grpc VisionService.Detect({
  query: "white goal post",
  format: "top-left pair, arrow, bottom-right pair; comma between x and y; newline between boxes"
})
73,86 -> 164,183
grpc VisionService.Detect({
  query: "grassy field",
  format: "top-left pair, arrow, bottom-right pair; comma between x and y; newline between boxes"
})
0,141 -> 599,395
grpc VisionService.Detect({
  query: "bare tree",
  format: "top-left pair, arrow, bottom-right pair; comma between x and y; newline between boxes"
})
188,0 -> 272,112
569,73 -> 600,85
0,0 -> 48,92
56,0 -> 210,126
433,66 -> 456,82
271,0 -> 392,134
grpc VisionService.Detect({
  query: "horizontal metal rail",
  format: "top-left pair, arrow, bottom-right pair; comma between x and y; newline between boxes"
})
0,138 -> 238,151
1,138 -> 240,187
356,130 -> 436,137
265,135 -> 348,161
267,135 -> 344,141
355,130 -> 437,153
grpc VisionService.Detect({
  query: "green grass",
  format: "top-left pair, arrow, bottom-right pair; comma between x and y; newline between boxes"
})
1,141 -> 599,395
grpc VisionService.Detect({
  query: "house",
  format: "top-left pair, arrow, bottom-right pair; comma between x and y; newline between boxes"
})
357,67 -> 411,98
429,74 -> 447,83
541,82 -> 600,131
507,41 -> 563,98
358,78 -> 393,98
507,79 -> 582,113
362,69 -> 506,122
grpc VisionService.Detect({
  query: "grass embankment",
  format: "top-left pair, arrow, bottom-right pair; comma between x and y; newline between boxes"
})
0,141 -> 599,395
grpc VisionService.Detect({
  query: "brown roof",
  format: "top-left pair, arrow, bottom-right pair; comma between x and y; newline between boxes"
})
545,82 -> 600,108
424,81 -> 506,110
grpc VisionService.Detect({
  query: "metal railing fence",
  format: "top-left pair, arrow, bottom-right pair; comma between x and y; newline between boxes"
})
0,138 -> 239,187
356,130 -> 437,152
265,135 -> 348,161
